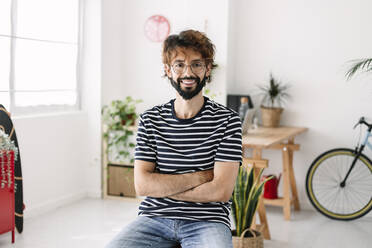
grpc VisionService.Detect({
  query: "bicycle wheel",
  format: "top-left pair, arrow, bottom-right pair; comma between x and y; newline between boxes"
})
306,148 -> 372,220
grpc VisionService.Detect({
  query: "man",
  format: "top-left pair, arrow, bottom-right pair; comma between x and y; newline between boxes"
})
105,30 -> 242,248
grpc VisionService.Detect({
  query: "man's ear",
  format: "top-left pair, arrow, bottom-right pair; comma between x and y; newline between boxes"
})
206,63 -> 212,77
164,64 -> 172,78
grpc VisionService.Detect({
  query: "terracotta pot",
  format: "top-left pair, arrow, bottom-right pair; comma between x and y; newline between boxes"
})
260,106 -> 283,127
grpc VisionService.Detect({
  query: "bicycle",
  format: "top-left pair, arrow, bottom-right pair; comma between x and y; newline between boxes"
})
306,117 -> 372,220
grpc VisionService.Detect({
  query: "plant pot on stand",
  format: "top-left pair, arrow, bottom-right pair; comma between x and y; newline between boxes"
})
260,106 -> 283,127
257,73 -> 290,128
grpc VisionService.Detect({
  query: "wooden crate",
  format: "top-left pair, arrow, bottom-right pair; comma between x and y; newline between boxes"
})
107,164 -> 136,198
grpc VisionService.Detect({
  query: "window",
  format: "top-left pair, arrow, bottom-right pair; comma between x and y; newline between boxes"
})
0,0 -> 82,115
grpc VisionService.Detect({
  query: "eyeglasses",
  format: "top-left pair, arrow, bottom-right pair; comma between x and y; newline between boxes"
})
171,61 -> 206,75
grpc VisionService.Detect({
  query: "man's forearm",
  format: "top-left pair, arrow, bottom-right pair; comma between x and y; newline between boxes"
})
168,163 -> 240,203
135,170 -> 213,198
168,180 -> 230,203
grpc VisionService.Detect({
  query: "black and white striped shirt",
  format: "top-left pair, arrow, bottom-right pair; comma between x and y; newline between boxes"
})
134,96 -> 242,228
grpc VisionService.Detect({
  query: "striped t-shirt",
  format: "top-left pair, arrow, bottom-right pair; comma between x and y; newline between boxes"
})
134,96 -> 242,227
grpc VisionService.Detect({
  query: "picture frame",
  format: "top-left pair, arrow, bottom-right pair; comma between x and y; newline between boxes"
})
226,94 -> 254,113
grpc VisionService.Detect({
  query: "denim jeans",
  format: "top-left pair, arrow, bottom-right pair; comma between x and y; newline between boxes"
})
105,216 -> 233,248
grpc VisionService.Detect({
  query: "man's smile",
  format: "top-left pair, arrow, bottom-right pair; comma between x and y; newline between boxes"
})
181,79 -> 197,86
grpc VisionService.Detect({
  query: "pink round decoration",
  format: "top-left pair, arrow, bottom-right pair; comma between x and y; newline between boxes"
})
144,15 -> 170,42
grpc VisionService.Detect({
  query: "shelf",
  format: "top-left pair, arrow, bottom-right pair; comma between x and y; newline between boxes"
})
108,162 -> 134,167
102,123 -> 137,200
263,197 -> 294,207
104,195 -> 142,203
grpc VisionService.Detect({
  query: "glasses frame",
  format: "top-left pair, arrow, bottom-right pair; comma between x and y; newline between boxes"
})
170,61 -> 207,75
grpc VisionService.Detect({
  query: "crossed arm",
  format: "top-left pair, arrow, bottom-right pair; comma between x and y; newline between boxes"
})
134,160 -> 239,203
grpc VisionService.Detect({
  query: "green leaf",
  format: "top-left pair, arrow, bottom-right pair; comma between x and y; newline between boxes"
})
232,166 -> 273,236
257,73 -> 290,108
346,58 -> 372,80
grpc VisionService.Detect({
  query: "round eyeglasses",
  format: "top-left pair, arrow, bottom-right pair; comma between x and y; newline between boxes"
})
171,61 -> 206,75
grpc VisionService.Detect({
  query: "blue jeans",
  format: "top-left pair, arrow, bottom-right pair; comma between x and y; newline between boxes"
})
105,216 -> 233,248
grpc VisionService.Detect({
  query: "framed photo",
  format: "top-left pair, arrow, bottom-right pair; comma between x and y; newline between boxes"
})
226,94 -> 254,113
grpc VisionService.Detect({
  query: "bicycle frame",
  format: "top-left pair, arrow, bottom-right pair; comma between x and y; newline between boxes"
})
341,124 -> 372,186
362,129 -> 372,150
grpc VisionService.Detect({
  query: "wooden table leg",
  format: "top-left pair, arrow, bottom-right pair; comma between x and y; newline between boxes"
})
252,149 -> 271,240
282,146 -> 291,220
288,138 -> 300,211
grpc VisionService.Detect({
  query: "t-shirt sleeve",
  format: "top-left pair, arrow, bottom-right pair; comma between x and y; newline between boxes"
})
134,114 -> 157,163
214,113 -> 243,166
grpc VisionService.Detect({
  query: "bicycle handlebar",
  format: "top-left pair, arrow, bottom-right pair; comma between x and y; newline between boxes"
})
354,117 -> 372,129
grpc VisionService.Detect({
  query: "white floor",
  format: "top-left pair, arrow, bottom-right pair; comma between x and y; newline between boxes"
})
0,198 -> 371,248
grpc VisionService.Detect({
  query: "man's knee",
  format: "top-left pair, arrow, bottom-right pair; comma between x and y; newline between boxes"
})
105,217 -> 155,248
180,222 -> 233,248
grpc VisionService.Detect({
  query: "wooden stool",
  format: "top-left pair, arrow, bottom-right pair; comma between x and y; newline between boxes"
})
262,139 -> 301,220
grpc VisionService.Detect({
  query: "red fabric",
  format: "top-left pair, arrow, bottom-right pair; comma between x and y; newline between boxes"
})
0,150 -> 15,242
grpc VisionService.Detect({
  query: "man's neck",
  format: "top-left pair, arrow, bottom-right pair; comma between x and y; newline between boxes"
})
174,93 -> 205,119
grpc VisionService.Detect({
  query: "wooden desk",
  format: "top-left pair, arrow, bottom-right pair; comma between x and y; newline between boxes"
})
242,126 -> 308,240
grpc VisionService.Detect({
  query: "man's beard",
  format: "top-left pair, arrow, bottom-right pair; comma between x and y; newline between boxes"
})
169,75 -> 207,100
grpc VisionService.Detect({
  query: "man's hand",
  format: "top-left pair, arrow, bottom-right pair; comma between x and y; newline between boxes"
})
134,160 -> 214,198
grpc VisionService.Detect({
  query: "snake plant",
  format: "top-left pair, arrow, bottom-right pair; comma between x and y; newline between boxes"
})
231,166 -> 272,237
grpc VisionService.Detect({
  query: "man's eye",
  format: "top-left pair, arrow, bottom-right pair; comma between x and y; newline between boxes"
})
174,63 -> 185,68
192,63 -> 203,68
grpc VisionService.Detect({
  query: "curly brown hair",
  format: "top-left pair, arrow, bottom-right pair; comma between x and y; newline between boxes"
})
162,30 -> 218,83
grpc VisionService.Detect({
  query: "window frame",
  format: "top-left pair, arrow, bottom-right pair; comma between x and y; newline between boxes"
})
4,0 -> 84,116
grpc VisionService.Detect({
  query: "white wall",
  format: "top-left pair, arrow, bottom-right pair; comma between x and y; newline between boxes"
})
102,0 -> 229,113
81,0 -> 102,198
103,0 -> 372,213
11,0 -> 102,218
231,0 -> 372,210
12,113 -> 88,218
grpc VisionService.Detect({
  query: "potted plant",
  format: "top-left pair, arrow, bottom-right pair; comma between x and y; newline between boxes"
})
101,96 -> 142,164
258,74 -> 290,127
231,166 -> 272,248
346,58 -> 372,80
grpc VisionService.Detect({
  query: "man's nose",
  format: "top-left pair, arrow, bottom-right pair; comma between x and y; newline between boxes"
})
183,65 -> 195,77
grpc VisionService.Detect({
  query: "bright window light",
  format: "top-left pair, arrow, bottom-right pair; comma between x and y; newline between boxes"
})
0,0 -> 81,115
17,0 -> 78,43
0,0 -> 11,35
